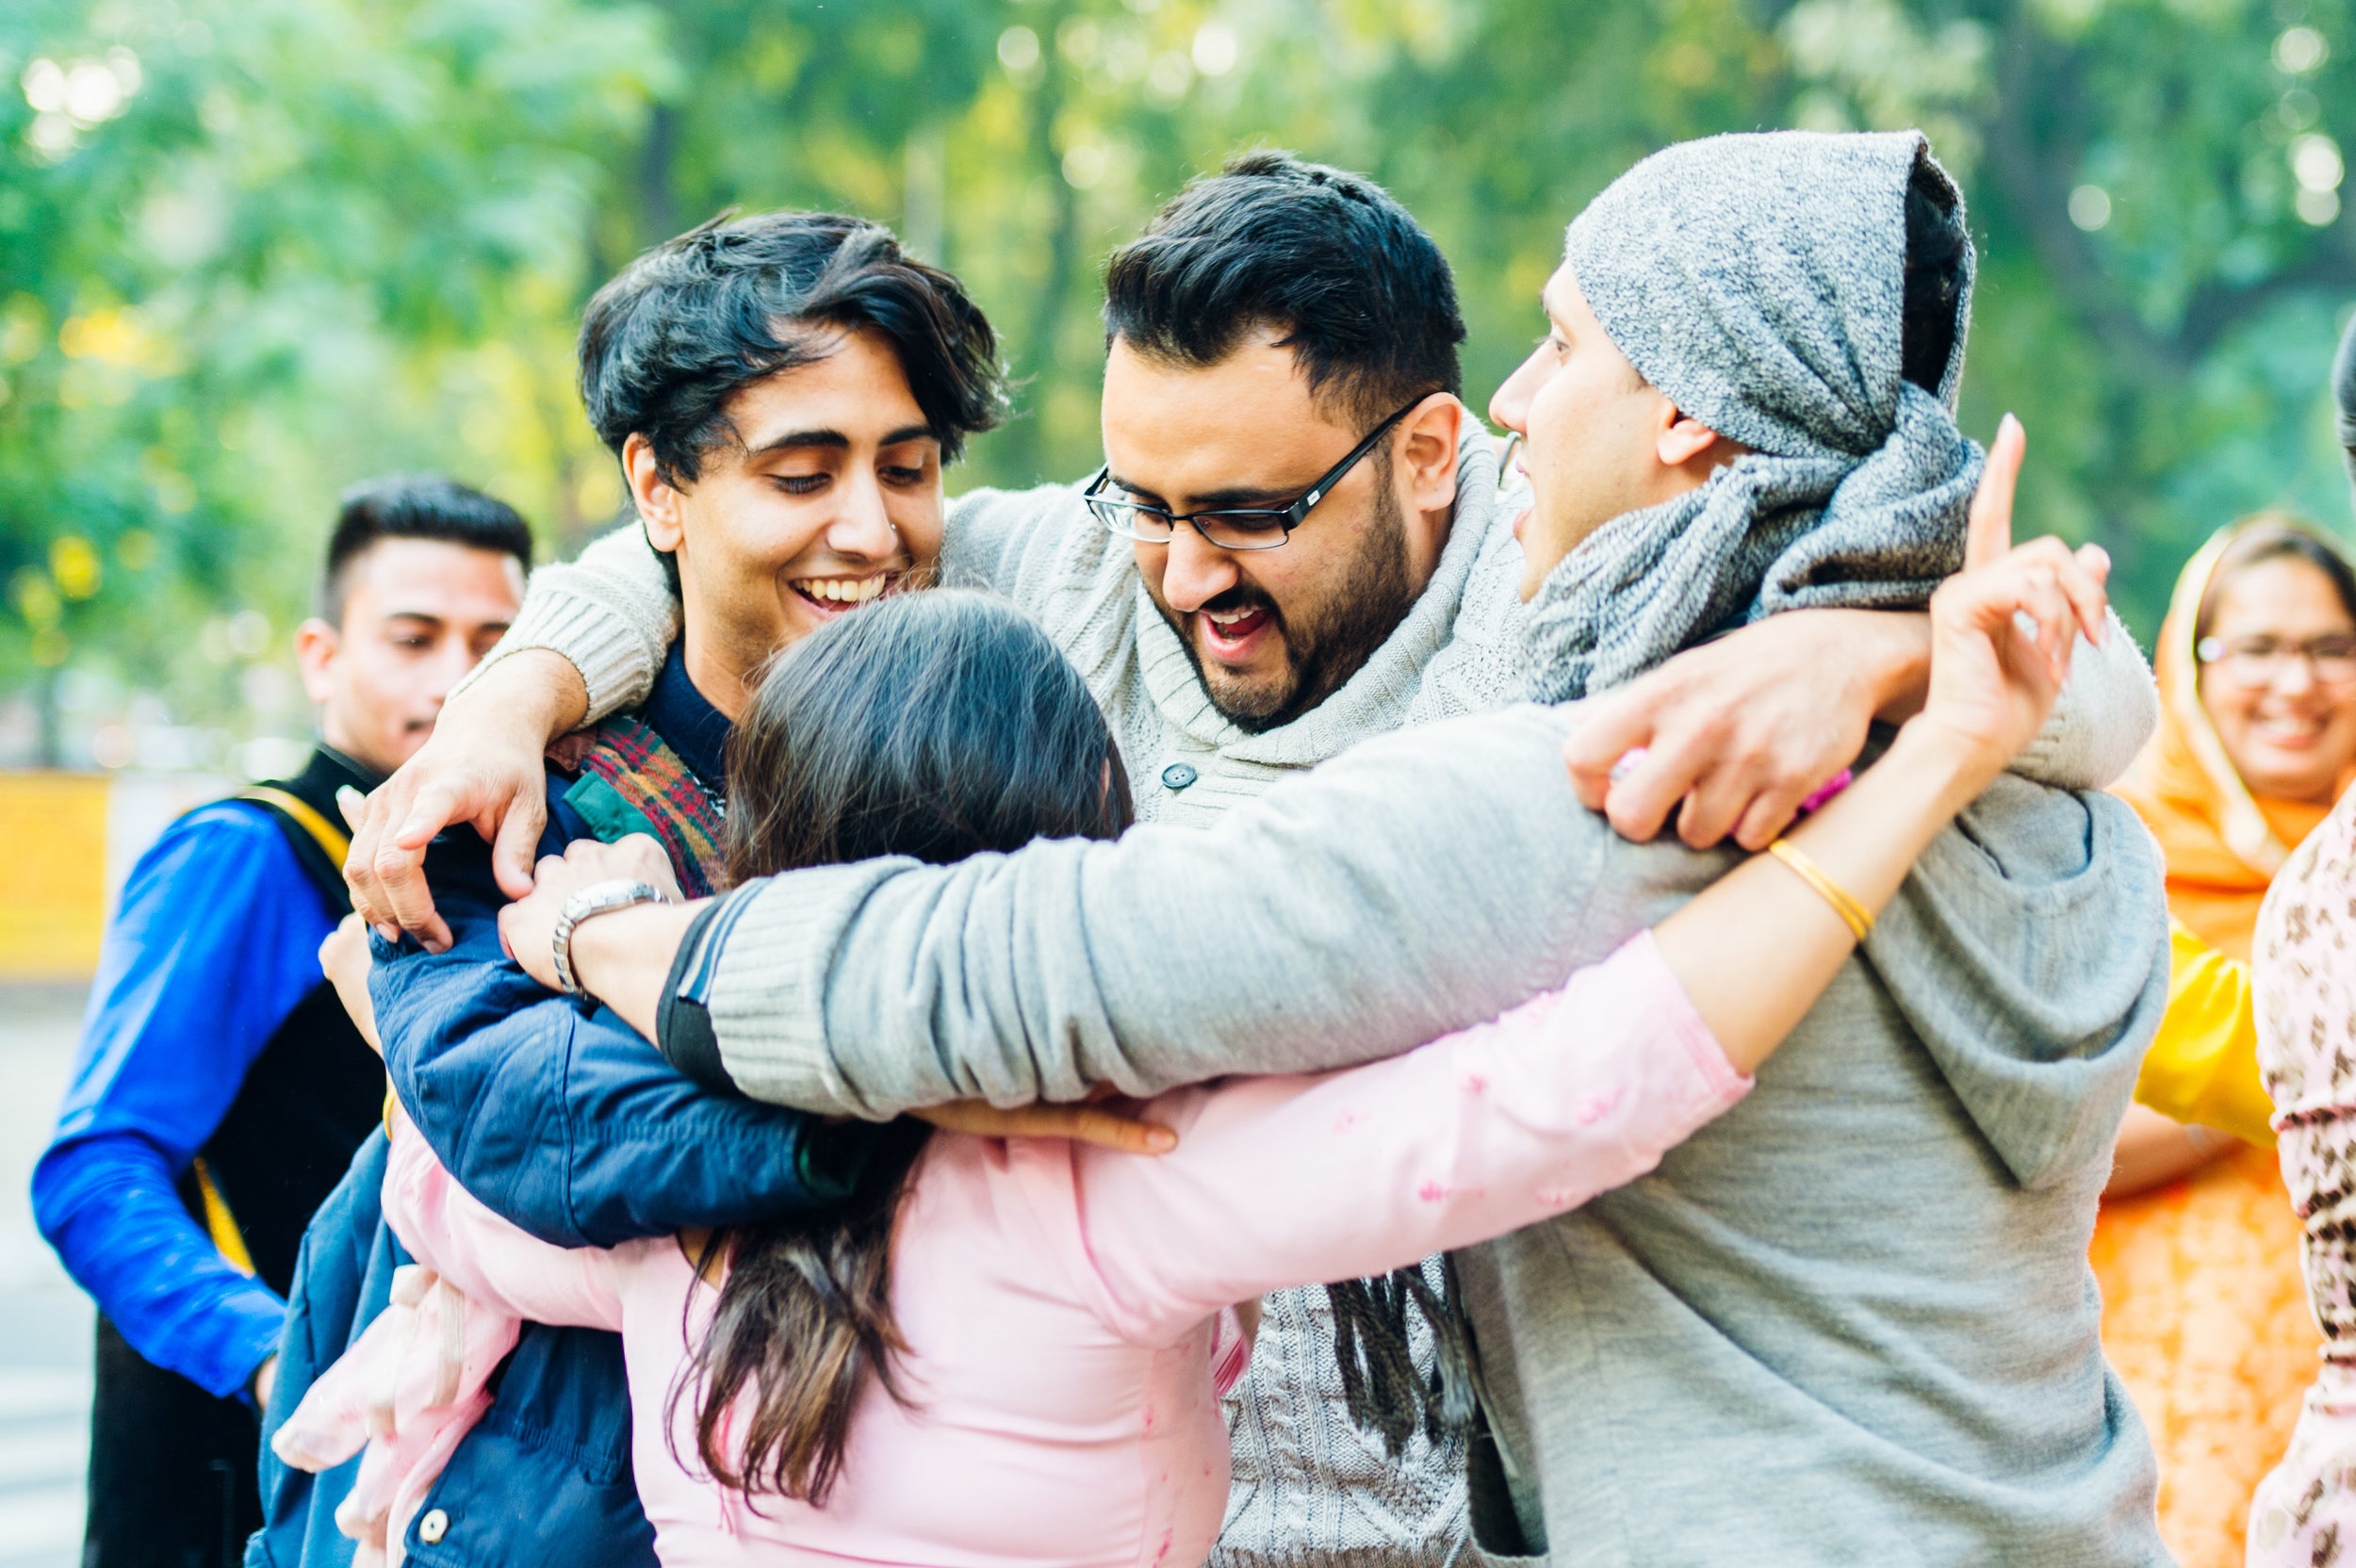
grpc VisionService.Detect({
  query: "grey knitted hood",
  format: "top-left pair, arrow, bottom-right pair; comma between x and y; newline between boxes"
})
1523,129 -> 1980,701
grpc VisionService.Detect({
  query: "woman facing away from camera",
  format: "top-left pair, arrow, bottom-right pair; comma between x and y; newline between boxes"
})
288,468 -> 2109,1566
2091,514 -> 2356,1568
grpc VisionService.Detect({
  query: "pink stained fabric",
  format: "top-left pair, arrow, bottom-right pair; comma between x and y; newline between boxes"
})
341,931 -> 1748,1567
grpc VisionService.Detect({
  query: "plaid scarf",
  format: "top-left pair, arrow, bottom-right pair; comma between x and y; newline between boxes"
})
548,715 -> 728,897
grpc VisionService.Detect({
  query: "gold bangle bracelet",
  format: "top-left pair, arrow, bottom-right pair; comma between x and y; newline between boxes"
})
1766,839 -> 1875,942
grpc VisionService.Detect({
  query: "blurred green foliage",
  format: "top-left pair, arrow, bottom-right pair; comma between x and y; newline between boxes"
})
2,0 -> 2352,763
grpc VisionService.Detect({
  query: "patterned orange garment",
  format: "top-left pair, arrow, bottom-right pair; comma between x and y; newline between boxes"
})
2100,525 -> 2337,1568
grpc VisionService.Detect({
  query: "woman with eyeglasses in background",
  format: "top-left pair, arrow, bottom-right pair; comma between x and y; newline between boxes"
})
2093,514 -> 2356,1568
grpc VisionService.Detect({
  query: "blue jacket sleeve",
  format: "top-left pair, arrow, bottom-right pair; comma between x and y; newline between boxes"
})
374,829 -> 845,1249
32,804 -> 335,1397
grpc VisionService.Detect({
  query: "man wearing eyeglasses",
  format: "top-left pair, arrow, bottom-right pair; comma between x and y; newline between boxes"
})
340,155 -> 2156,1566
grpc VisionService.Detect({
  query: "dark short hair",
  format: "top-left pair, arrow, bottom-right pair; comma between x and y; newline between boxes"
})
1102,151 -> 1465,431
321,474 -> 532,621
1901,156 -> 1970,395
724,588 -> 1133,885
2197,513 -> 2356,641
581,212 -> 1004,488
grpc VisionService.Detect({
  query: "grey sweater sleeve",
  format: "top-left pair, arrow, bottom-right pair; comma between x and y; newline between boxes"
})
702,704 -> 1630,1116
2009,611 -> 2154,791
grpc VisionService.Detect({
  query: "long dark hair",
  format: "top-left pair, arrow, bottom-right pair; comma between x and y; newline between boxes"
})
676,589 -> 1133,1507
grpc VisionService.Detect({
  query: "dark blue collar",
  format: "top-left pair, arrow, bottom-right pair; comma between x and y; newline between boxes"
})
643,644 -> 732,797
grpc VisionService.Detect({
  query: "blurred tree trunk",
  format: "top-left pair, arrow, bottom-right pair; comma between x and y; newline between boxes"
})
1000,1 -> 1082,487
639,102 -> 682,247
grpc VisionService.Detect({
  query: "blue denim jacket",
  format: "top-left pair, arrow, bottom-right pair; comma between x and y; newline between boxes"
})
251,679 -> 841,1565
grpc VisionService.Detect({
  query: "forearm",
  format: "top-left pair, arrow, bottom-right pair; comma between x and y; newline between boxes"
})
33,1135 -> 285,1396
440,647 -> 588,752
1861,611 -> 1933,724
564,897 -> 703,1045
450,523 -> 675,723
2104,1104 -> 2230,1197
1084,932 -> 1749,1329
1654,721 -> 1991,1072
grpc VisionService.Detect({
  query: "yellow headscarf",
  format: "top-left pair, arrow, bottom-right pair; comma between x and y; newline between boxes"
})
2113,519 -> 2349,960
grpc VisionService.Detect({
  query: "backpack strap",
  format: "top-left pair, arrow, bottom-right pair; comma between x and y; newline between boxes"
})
193,750 -> 377,1272
189,1156 -> 258,1279
243,785 -> 351,873
238,746 -> 376,918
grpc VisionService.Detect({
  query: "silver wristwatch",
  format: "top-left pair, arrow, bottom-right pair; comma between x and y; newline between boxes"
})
550,878 -> 668,999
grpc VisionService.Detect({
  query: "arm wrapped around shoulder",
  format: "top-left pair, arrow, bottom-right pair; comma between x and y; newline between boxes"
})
450,523 -> 679,724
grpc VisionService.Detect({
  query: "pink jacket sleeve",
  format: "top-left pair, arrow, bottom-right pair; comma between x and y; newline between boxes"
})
382,1121 -> 626,1331
1059,930 -> 1750,1344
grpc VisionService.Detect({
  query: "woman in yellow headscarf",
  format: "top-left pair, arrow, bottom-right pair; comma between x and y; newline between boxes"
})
2097,512 -> 2356,1568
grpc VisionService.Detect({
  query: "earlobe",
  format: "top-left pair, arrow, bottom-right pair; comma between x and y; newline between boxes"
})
623,435 -> 684,552
1657,408 -> 1726,469
294,619 -> 338,705
1402,396 -> 1464,510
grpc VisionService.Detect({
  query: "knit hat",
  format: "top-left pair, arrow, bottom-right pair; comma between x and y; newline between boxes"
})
1520,129 -> 1981,702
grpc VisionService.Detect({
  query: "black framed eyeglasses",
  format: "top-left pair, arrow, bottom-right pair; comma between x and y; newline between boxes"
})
1082,398 -> 1425,551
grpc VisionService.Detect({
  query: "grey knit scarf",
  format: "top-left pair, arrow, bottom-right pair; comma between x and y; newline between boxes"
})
1522,129 -> 1980,702
1333,128 -> 1986,1457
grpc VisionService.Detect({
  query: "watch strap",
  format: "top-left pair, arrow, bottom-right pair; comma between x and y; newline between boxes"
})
551,878 -> 666,998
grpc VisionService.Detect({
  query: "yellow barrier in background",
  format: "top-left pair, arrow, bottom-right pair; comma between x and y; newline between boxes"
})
0,771 -> 234,981
0,774 -> 111,980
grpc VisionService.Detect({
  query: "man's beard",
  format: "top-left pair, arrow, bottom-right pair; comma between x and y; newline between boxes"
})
1156,477 -> 1418,735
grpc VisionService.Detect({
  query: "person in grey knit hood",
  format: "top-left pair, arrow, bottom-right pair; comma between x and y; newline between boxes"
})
463,129 -> 2172,1564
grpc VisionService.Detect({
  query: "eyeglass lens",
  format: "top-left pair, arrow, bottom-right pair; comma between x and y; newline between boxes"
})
2201,636 -> 2356,686
1087,498 -> 1292,549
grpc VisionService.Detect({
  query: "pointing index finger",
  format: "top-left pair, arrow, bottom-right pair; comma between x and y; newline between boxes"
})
1965,414 -> 2025,572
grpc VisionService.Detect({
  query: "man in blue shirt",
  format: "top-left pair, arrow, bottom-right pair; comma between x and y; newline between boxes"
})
33,476 -> 531,1567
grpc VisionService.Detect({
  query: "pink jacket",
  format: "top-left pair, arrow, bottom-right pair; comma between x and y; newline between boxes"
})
280,931 -> 1748,1566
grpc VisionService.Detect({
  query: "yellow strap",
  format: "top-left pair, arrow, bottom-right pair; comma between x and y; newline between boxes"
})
243,785 -> 352,868
1766,839 -> 1875,942
187,786 -> 352,1285
192,1157 -> 257,1278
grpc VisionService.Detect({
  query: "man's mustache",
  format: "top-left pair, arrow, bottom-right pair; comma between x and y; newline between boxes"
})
1199,584 -> 1282,626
